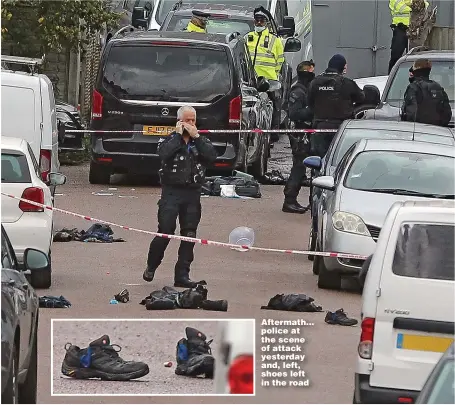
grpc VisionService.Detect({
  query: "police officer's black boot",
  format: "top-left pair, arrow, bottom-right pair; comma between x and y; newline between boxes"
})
282,200 -> 308,214
174,240 -> 207,288
175,327 -> 214,379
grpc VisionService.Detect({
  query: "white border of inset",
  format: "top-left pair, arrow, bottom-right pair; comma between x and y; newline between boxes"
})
51,318 -> 256,397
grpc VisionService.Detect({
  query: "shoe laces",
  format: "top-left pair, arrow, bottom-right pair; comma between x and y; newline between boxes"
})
99,344 -> 125,362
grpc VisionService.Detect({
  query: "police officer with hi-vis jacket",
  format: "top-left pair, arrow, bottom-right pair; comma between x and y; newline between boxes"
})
245,6 -> 285,128
185,10 -> 210,33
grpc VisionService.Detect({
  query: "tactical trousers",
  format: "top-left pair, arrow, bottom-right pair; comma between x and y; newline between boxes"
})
147,186 -> 202,277
310,120 -> 340,158
388,25 -> 408,74
283,156 -> 307,203
268,90 -> 282,129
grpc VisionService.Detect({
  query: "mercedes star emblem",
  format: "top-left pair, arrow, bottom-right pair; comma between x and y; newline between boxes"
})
161,108 -> 169,116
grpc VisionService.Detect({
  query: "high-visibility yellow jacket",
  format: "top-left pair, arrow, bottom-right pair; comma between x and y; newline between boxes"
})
389,0 -> 429,26
245,28 -> 285,81
186,21 -> 206,33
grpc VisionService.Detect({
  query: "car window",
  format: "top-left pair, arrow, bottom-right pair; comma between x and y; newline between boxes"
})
392,223 -> 455,281
1,231 -> 15,270
104,45 -> 231,102
167,15 -> 253,35
385,60 -> 455,107
334,143 -> 356,184
426,360 -> 455,403
1,153 -> 32,183
27,143 -> 41,177
344,150 -> 455,195
332,128 -> 455,167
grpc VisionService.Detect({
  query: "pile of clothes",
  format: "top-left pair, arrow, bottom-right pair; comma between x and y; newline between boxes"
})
202,176 -> 261,198
53,224 -> 125,243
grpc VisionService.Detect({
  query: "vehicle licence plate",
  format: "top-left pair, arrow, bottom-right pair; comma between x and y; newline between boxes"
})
396,333 -> 453,353
142,125 -> 174,136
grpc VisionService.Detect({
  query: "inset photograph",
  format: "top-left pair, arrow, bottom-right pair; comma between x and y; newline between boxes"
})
51,319 -> 255,396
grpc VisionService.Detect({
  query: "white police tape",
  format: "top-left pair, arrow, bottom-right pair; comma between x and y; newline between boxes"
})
0,192 -> 368,260
64,128 -> 337,134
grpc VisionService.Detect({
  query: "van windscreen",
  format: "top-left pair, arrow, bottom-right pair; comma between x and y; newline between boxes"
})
103,45 -> 231,103
392,223 -> 455,281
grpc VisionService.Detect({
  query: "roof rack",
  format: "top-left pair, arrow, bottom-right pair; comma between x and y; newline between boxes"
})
226,31 -> 241,42
1,55 -> 45,74
111,25 -> 136,40
406,45 -> 429,55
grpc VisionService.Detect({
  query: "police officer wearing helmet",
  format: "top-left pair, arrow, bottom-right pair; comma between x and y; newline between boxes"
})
401,58 -> 452,127
143,106 -> 217,288
186,10 -> 210,33
245,6 -> 285,128
307,54 -> 365,158
282,60 -> 315,214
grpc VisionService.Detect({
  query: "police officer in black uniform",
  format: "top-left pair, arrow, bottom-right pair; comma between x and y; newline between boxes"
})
401,58 -> 452,127
282,60 -> 315,214
307,54 -> 365,158
143,106 -> 217,288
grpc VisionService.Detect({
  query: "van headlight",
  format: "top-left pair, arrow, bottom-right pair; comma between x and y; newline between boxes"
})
332,211 -> 370,236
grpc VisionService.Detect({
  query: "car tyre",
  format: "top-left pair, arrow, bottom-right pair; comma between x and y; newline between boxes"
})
19,324 -> 37,404
317,253 -> 342,290
89,161 -> 111,185
30,251 -> 52,289
2,341 -> 18,404
250,136 -> 268,179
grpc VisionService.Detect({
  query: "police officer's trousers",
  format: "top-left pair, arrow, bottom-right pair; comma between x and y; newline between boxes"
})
283,155 -> 307,203
147,186 -> 201,278
388,25 -> 408,74
310,120 -> 340,158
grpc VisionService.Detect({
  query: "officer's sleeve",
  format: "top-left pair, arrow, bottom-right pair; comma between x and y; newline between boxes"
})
194,136 -> 217,164
440,88 -> 453,127
307,80 -> 316,109
401,84 -> 418,122
157,132 -> 183,161
273,37 -> 285,73
289,88 -> 312,122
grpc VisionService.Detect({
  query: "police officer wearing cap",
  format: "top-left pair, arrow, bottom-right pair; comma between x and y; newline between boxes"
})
282,60 -> 315,214
143,106 -> 217,288
307,54 -> 365,158
185,10 -> 210,33
245,6 -> 285,128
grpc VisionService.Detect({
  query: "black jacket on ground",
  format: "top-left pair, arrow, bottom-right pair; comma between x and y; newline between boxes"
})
307,69 -> 365,123
401,76 -> 452,127
157,132 -> 217,188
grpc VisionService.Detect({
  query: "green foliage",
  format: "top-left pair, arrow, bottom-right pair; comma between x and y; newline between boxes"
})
1,0 -> 120,56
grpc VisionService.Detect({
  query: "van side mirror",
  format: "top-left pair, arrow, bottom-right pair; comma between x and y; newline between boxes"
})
132,7 -> 148,29
284,37 -> 301,53
277,16 -> 295,36
257,76 -> 270,92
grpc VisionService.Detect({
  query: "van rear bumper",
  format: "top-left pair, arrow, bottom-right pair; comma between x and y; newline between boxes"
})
354,373 -> 420,404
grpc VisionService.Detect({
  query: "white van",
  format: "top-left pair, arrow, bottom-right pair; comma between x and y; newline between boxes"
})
214,320 -> 255,395
1,58 -> 60,185
355,200 -> 455,404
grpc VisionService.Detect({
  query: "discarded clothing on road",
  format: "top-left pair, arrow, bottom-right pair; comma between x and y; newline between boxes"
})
140,285 -> 228,312
202,176 -> 261,198
261,293 -> 323,312
260,170 -> 288,185
175,327 -> 214,379
53,223 -> 125,243
39,295 -> 71,308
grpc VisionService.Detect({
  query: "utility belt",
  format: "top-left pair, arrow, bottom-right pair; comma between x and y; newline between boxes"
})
390,23 -> 408,30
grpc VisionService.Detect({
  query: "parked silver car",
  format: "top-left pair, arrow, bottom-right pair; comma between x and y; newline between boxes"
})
304,138 -> 455,290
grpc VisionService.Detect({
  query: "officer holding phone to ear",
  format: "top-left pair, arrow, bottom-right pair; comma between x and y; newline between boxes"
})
143,106 -> 217,288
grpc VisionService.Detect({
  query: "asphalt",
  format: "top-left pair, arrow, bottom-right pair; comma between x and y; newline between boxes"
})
37,136 -> 363,403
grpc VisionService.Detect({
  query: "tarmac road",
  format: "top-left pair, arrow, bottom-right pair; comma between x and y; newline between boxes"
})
36,137 -> 363,403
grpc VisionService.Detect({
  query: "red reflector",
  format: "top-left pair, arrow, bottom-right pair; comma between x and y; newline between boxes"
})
214,163 -> 230,167
97,157 -> 112,162
152,41 -> 189,46
229,95 -> 241,127
360,317 -> 375,342
19,187 -> 44,212
92,89 -> 103,119
39,149 -> 51,182
228,355 -> 254,394
398,397 -> 413,403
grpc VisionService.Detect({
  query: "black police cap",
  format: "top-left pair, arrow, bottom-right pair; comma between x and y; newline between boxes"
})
192,10 -> 211,18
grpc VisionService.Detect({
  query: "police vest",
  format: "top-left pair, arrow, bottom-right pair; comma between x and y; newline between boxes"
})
389,0 -> 429,26
412,80 -> 450,126
186,21 -> 206,33
245,28 -> 284,81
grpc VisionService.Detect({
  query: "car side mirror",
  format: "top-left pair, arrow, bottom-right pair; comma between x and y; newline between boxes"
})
24,248 -> 49,272
284,37 -> 301,53
47,172 -> 67,186
312,175 -> 335,191
132,7 -> 148,29
257,76 -> 270,92
303,156 -> 322,170
363,85 -> 381,106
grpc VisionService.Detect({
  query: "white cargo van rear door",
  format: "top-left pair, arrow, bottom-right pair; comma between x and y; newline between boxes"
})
370,215 -> 455,391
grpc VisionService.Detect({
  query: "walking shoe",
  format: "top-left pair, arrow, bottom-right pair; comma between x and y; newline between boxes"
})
325,309 -> 358,326
175,327 -> 214,379
143,266 -> 156,282
282,202 -> 308,214
61,335 -> 149,380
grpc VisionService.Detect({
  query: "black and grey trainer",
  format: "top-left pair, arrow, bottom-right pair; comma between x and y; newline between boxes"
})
61,335 -> 149,381
325,308 -> 358,326
175,327 -> 214,379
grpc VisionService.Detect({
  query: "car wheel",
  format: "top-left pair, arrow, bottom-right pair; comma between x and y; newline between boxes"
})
250,136 -> 268,179
89,161 -> 111,185
317,255 -> 342,290
30,251 -> 51,289
18,325 -> 37,404
2,341 -> 18,404
308,228 -> 316,262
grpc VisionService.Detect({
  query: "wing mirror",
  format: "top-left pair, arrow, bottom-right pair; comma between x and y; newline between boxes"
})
312,175 -> 335,191
257,76 -> 270,92
47,172 -> 67,186
277,16 -> 295,36
24,248 -> 49,272
303,156 -> 322,171
284,37 -> 301,53
132,7 -> 148,29
363,85 -> 381,106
